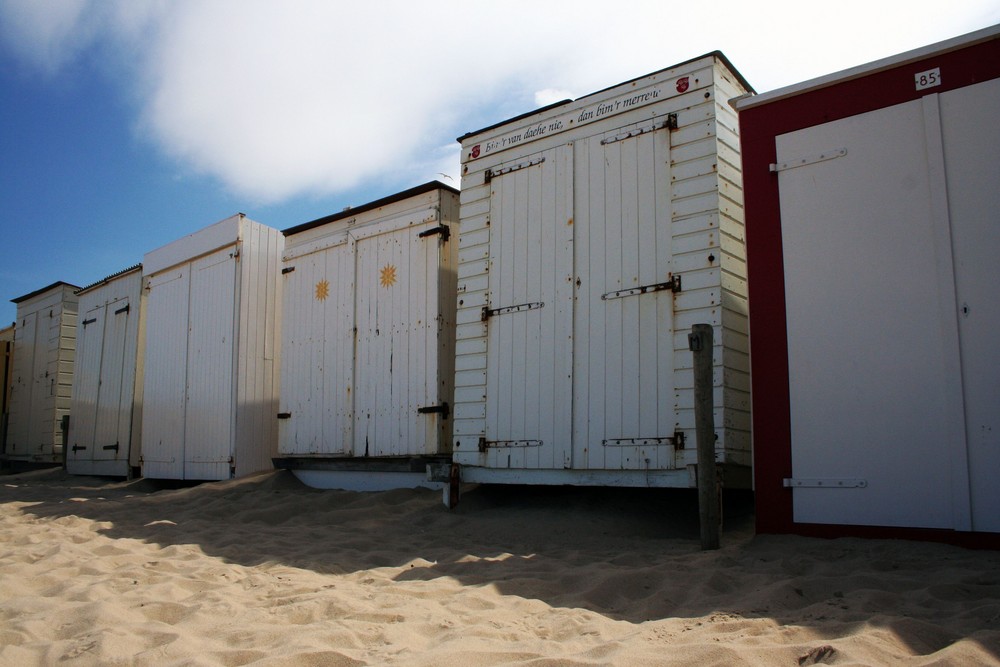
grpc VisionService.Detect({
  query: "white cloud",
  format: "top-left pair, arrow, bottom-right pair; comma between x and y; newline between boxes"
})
0,0 -> 95,73
535,89 -> 576,107
1,0 -> 997,203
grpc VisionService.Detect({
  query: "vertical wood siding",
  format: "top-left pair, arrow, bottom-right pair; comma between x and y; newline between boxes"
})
453,55 -> 751,480
278,188 -> 458,460
67,268 -> 142,475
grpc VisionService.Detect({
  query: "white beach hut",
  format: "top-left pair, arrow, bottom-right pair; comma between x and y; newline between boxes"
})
66,265 -> 144,477
4,282 -> 80,466
275,182 -> 459,490
446,53 -> 753,491
140,214 -> 283,480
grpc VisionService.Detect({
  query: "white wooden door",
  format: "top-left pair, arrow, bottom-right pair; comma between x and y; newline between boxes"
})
940,78 -> 1000,532
26,309 -> 51,453
93,297 -> 132,463
776,99 -> 965,529
142,267 -> 191,478
68,305 -> 104,463
574,125 -> 677,471
279,240 -> 355,456
483,145 -> 574,469
184,247 -> 237,479
353,220 -> 441,457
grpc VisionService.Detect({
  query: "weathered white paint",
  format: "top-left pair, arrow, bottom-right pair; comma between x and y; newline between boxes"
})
776,77 -> 1000,532
66,266 -> 144,477
140,215 -> 283,480
278,184 -> 459,467
453,54 -> 752,486
5,283 -> 79,463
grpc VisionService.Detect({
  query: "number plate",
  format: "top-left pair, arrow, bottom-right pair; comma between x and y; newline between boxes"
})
914,67 -> 941,91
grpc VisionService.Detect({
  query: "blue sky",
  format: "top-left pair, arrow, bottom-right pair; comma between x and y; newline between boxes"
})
1,1 -> 998,326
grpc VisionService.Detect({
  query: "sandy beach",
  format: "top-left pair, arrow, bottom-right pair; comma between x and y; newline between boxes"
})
0,468 -> 998,666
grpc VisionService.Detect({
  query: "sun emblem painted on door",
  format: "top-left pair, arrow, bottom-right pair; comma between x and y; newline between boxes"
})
315,279 -> 330,301
380,265 -> 397,288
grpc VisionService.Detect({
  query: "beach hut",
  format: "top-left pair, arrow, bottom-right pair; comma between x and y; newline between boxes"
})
4,282 -> 80,467
66,265 -> 144,477
733,25 -> 1000,540
445,53 -> 753,491
0,324 -> 13,453
140,214 -> 283,480
274,182 -> 459,490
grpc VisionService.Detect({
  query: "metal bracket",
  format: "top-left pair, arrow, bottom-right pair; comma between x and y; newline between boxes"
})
601,115 -> 676,145
418,225 -> 451,242
478,438 -> 543,452
484,157 -> 546,183
671,430 -> 686,449
482,301 -> 544,321
417,402 -> 450,419
770,148 -> 847,173
602,275 -> 680,301
603,433 -> 683,447
783,478 -> 868,488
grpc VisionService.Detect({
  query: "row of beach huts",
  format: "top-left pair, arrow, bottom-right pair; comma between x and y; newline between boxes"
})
2,27 -> 998,543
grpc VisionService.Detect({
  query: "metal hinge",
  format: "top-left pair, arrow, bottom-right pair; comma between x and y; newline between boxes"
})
277,412 -> 292,419
114,304 -> 130,316
478,438 -> 543,452
82,318 -> 97,327
484,157 -> 546,183
281,267 -> 295,274
418,225 -> 451,242
103,443 -> 119,452
603,432 -> 684,447
783,478 -> 867,488
602,275 -> 681,301
71,444 -> 87,453
482,301 -> 544,321
601,114 -> 676,145
417,402 -> 450,419
770,148 -> 847,173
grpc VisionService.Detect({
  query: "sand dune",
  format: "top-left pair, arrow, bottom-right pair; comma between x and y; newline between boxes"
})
1,469 -> 998,665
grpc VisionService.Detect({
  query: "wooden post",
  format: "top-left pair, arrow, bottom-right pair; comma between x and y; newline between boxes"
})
689,323 -> 720,550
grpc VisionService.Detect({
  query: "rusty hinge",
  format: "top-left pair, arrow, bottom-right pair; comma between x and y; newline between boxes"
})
418,225 -> 451,242
281,267 -> 295,274
601,275 -> 681,301
482,301 -> 544,321
601,431 -> 685,448
478,438 -> 543,452
417,402 -> 450,419
485,156 -> 546,183
601,114 -> 677,145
